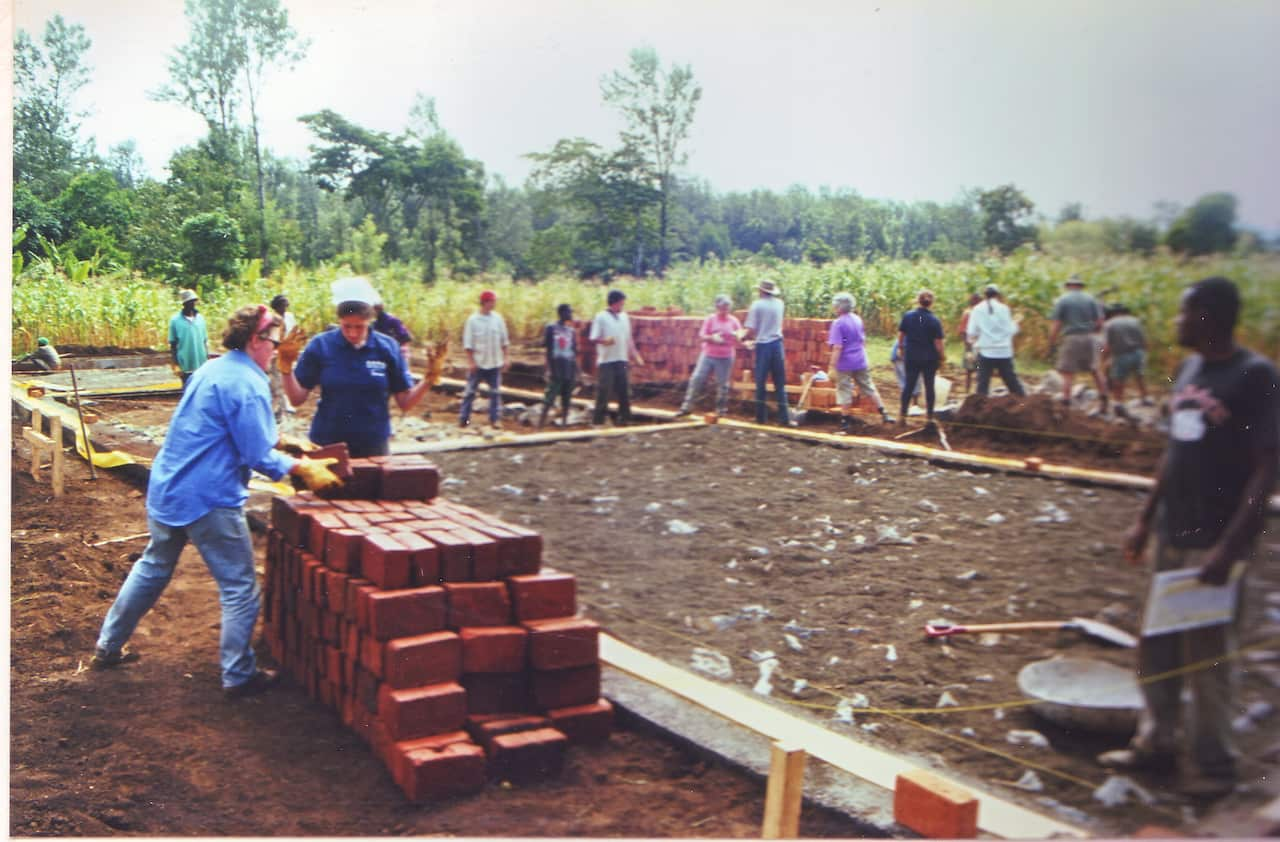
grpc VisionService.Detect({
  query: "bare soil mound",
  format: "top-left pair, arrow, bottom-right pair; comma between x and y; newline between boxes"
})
947,394 -> 1165,474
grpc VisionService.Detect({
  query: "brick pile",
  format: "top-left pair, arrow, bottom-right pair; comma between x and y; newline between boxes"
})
262,452 -> 614,802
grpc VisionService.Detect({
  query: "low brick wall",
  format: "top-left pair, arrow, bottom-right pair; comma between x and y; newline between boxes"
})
263,454 -> 613,802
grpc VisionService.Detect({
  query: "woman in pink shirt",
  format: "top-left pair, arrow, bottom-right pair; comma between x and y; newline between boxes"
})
675,295 -> 741,417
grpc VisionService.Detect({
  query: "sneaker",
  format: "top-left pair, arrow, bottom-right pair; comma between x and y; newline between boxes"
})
1096,747 -> 1177,773
786,420 -> 799,428
880,411 -> 894,424
90,646 -> 140,670
224,668 -> 281,699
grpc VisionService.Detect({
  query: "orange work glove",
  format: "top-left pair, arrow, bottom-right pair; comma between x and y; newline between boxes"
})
292,457 -> 343,492
277,326 -> 307,375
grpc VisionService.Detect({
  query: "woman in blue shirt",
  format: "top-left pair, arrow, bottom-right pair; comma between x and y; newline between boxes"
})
279,281 -> 433,457
93,304 -> 342,697
897,289 -> 946,424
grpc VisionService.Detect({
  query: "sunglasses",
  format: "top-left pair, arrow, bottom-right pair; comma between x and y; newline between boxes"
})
257,332 -> 280,349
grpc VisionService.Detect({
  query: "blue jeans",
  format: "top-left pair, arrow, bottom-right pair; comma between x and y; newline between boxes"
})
752,340 -> 790,425
97,508 -> 260,688
460,367 -> 502,425
680,354 -> 734,415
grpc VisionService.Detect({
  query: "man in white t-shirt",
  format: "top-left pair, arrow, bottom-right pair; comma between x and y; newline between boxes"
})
459,289 -> 510,429
589,289 -> 645,425
965,284 -> 1026,397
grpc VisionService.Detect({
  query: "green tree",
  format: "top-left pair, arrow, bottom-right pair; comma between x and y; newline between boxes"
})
978,184 -> 1038,254
1166,192 -> 1238,256
156,0 -> 307,272
13,14 -> 93,202
601,47 -> 702,274
180,210 -> 244,278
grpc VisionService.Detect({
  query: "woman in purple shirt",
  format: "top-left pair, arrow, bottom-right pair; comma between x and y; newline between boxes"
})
827,292 -> 892,432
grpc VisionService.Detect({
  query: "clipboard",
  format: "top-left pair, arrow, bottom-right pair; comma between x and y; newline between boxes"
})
1141,562 -> 1245,637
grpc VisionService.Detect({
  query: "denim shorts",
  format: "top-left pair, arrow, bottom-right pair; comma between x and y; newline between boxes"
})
1110,349 -> 1146,381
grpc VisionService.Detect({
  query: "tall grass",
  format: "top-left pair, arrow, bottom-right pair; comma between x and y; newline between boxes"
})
12,253 -> 1278,378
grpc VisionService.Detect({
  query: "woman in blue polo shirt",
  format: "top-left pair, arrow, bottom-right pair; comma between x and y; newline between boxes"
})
897,289 -> 946,425
279,278 -> 433,457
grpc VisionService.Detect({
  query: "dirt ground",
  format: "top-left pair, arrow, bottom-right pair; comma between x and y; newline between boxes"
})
8,446 -> 868,838
10,351 -> 1279,837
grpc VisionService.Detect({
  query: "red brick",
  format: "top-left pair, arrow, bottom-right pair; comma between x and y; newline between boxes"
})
353,583 -> 379,630
380,461 -> 440,501
893,769 -> 979,839
325,570 -> 350,615
345,577 -> 372,620
343,460 -> 383,499
507,573 -> 576,621
443,582 -> 511,628
396,532 -> 441,586
486,727 -> 568,782
396,741 -> 486,802
531,664 -> 601,710
497,524 -> 542,576
321,609 -> 340,645
383,631 -> 461,689
336,512 -> 370,529
324,528 -> 365,575
461,672 -> 530,715
367,585 -> 446,641
307,511 -> 344,557
464,713 -> 550,752
426,530 -> 472,581
362,532 -> 412,589
387,730 -> 473,788
523,617 -> 599,670
378,682 -> 467,741
307,441 -> 352,479
271,497 -> 305,547
547,699 -> 614,745
459,626 -> 528,673
355,664 -> 380,714
360,630 -> 384,678
450,528 -> 498,580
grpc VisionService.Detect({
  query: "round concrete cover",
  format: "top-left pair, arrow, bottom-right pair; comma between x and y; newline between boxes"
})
1018,657 -> 1143,735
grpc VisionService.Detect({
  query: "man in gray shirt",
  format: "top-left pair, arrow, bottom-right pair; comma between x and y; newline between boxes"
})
1048,275 -> 1107,409
1102,304 -> 1151,407
739,279 -> 793,426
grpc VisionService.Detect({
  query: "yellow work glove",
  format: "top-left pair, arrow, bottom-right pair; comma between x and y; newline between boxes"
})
277,326 -> 306,375
293,457 -> 343,492
171,362 -> 183,378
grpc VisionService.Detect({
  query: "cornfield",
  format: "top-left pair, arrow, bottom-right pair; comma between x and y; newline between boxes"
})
12,253 -> 1278,379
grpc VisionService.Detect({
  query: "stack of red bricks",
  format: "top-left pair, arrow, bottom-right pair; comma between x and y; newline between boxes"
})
263,453 -> 613,801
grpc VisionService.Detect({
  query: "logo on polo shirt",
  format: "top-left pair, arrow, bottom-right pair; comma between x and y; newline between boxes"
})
366,359 -> 387,378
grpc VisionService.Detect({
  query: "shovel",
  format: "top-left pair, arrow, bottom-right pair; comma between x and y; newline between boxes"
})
923,617 -> 1136,648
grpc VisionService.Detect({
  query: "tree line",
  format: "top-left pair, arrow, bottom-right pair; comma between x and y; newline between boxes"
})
12,4 -> 1262,289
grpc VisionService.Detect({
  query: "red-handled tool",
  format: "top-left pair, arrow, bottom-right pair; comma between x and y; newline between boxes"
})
924,617 -> 1136,648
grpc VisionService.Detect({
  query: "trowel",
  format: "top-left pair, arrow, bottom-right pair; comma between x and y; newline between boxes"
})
923,617 -> 1137,648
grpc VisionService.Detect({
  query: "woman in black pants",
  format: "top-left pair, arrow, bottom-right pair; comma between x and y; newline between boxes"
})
897,289 -> 946,424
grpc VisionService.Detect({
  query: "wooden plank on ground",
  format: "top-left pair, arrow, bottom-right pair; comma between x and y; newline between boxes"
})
599,633 -> 1088,839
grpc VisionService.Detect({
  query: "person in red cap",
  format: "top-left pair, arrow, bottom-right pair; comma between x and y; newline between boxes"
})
459,289 -> 509,429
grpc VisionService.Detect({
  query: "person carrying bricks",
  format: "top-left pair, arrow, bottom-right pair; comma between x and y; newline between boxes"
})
674,294 -> 740,419
1097,276 -> 1278,799
739,279 -> 794,427
826,291 -> 892,433
278,276 -> 436,457
91,304 -> 345,697
459,289 -> 510,430
538,303 -> 578,429
589,289 -> 645,426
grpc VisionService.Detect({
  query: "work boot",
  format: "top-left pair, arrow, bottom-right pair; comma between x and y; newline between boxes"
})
838,417 -> 851,435
1096,747 -> 1177,773
225,668 -> 281,699
90,646 -> 140,670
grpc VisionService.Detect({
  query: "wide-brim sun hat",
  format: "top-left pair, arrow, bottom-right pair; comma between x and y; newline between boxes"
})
758,279 -> 782,297
1065,274 -> 1085,286
179,289 -> 199,304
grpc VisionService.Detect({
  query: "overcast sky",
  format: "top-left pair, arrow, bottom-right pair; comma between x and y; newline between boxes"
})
13,0 -> 1280,229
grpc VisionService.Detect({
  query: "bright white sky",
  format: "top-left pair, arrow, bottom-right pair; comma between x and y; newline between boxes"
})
12,0 -> 1280,230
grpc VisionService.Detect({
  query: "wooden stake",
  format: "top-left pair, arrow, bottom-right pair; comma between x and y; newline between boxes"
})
68,365 -> 97,480
762,741 -> 806,839
50,416 -> 64,496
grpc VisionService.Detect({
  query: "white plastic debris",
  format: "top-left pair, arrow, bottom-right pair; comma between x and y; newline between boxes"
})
875,525 -> 914,545
973,486 -> 990,496
956,569 -> 980,580
788,466 -> 804,475
1013,770 -> 1045,792
666,519 -> 699,535
442,477 -> 465,487
644,502 -> 662,513
986,513 -> 1007,524
730,465 -> 744,474
1092,775 -> 1156,807
748,546 -> 770,557
882,644 -> 898,662
592,495 -> 620,504
509,453 -> 525,464
849,693 -> 870,708
740,604 -> 771,620
1035,797 -> 1091,825
1006,729 -> 1050,748
960,727 -> 976,738
833,699 -> 856,723
753,658 -> 780,696
791,679 -> 808,695
1032,502 -> 1072,524
710,615 -> 738,631
782,620 -> 824,638
860,723 -> 882,734
909,599 -> 924,610
749,649 -> 777,662
936,691 -> 959,708
974,674 -> 994,683
917,499 -> 940,513
784,634 -> 804,652
496,484 -> 524,496
827,655 -> 841,666
690,648 -> 733,680
993,708 -> 1005,720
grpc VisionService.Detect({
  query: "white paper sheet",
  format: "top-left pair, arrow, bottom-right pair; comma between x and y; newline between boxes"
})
1141,563 -> 1244,637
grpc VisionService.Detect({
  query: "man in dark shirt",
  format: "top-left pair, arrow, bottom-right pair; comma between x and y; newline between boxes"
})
1098,277 -> 1279,799
539,304 -> 579,429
